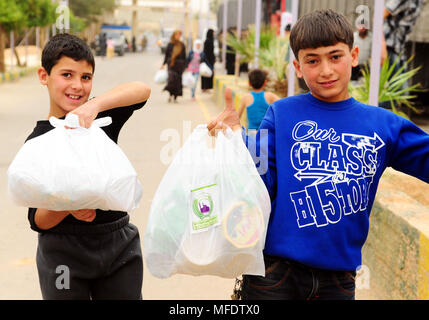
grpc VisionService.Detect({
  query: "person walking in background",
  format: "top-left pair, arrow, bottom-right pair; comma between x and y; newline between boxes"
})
226,29 -> 236,75
351,24 -> 372,81
186,39 -> 204,101
382,0 -> 424,69
106,37 -> 115,59
380,0 -> 424,109
201,29 -> 215,93
161,30 -> 186,103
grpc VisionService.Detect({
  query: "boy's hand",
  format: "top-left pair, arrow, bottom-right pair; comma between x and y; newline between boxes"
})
69,209 -> 96,222
207,87 -> 242,136
68,98 -> 100,129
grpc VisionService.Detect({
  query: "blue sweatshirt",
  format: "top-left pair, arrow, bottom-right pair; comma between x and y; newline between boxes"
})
246,92 -> 429,271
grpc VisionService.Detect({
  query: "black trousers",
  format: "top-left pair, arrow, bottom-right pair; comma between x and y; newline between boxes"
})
241,255 -> 356,300
36,215 -> 143,300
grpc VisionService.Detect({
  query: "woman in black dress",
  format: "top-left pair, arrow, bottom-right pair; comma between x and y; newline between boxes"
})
201,29 -> 215,92
162,30 -> 186,103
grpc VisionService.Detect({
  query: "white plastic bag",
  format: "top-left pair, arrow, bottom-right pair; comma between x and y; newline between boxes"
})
144,125 -> 271,279
199,62 -> 213,77
182,71 -> 196,88
154,69 -> 168,84
7,113 -> 142,212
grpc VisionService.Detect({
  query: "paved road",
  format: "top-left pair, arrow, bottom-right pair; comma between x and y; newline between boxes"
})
0,50 -> 234,300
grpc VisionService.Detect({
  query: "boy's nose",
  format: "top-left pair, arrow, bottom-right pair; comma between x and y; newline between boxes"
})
71,79 -> 84,91
320,61 -> 333,77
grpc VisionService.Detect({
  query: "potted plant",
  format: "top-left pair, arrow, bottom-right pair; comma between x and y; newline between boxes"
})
349,56 -> 425,119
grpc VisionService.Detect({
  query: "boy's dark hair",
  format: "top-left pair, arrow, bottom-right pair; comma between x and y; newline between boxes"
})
42,33 -> 95,74
290,9 -> 354,59
248,69 -> 267,89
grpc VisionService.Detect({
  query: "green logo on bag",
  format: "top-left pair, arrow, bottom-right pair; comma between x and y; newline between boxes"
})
190,183 -> 219,232
192,193 -> 213,219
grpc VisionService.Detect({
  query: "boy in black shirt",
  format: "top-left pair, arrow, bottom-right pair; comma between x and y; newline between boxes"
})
25,33 -> 150,299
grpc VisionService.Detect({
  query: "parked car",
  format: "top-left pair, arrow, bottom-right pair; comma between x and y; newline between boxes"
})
95,32 -> 126,56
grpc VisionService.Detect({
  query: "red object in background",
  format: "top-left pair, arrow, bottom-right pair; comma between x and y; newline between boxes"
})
271,12 -> 282,35
281,0 -> 286,12
271,0 -> 286,35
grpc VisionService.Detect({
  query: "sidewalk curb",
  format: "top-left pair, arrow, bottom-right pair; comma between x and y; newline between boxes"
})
0,66 -> 40,85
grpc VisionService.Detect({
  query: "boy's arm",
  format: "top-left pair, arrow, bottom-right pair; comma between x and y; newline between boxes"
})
71,81 -> 151,128
33,208 -> 96,230
207,88 -> 242,134
267,92 -> 281,104
389,117 -> 429,183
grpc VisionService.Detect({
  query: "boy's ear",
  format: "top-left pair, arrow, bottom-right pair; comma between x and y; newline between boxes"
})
351,46 -> 359,68
38,67 -> 49,86
293,59 -> 303,78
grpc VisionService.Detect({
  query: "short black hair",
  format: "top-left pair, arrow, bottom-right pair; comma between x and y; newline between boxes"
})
290,9 -> 354,59
42,33 -> 95,75
248,69 -> 267,89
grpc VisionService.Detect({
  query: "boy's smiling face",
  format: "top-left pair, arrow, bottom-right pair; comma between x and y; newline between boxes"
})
293,42 -> 359,103
38,56 -> 93,118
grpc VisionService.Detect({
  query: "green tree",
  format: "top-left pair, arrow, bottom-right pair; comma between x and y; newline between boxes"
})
0,0 -> 26,72
13,0 -> 56,67
22,0 -> 57,28
69,0 -> 116,22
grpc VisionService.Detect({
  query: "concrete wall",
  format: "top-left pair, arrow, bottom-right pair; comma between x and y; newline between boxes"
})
213,75 -> 429,300
361,169 -> 429,299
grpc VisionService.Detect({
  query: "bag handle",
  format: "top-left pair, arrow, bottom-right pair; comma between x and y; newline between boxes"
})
49,113 -> 112,129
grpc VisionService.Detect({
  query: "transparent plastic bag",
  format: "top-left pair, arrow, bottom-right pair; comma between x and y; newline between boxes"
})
154,69 -> 168,84
182,71 -> 196,87
7,114 -> 142,212
144,125 -> 271,279
199,63 -> 213,77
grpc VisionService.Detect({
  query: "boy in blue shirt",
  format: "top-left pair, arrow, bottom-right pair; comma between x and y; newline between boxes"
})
207,9 -> 429,300
25,33 -> 151,299
237,69 -> 280,136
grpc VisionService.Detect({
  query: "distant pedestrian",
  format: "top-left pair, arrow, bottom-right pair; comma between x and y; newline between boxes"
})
226,29 -> 236,75
352,24 -> 372,81
106,37 -> 114,58
201,29 -> 215,92
382,0 -> 424,68
99,33 -> 107,57
186,39 -> 204,100
380,0 -> 424,108
162,30 -> 186,103
237,69 -> 280,136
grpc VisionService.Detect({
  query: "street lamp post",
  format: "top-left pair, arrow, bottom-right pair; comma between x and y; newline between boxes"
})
287,0 -> 298,97
369,0 -> 385,107
234,0 -> 242,81
254,0 -> 261,68
222,0 -> 228,71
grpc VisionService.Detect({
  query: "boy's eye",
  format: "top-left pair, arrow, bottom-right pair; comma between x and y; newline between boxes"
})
331,55 -> 342,61
306,59 -> 317,65
82,75 -> 92,81
62,73 -> 72,78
